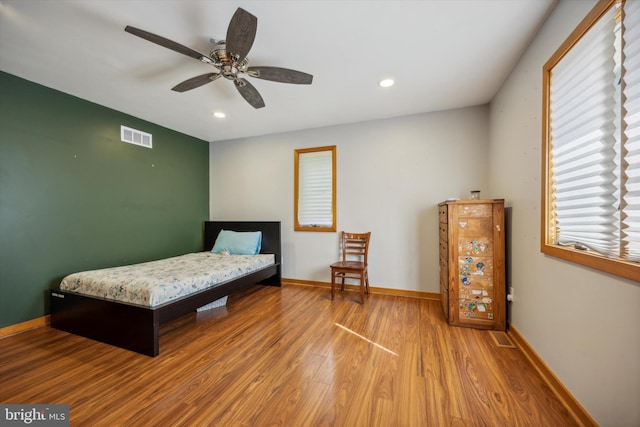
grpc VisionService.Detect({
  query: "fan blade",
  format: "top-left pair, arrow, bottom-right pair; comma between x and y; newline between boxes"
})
125,26 -> 208,61
247,66 -> 313,84
234,78 -> 265,109
225,8 -> 257,63
172,73 -> 221,92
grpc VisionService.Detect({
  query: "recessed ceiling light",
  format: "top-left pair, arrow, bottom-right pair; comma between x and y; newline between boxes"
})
213,111 -> 226,119
378,79 -> 395,88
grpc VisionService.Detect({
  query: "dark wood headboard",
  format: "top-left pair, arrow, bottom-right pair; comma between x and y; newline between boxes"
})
204,221 -> 282,265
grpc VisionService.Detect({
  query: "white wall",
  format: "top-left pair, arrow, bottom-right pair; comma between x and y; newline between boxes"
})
210,106 -> 489,293
489,1 -> 640,426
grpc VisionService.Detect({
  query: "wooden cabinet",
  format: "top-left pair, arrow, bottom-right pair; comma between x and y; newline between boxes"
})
438,199 -> 506,331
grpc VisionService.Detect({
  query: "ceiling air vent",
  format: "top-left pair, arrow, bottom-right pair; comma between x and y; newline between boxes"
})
121,125 -> 152,149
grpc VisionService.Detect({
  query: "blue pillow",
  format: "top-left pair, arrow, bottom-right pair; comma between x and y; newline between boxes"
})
211,230 -> 262,255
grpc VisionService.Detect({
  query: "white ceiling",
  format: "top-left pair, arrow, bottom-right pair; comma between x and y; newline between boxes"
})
0,0 -> 556,143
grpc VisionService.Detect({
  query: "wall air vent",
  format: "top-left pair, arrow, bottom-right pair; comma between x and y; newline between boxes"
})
121,125 -> 152,149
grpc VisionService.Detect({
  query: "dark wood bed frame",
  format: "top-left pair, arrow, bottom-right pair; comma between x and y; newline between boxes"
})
49,221 -> 281,357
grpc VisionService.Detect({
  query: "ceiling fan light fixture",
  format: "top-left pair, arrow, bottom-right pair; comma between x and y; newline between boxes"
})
379,78 -> 395,88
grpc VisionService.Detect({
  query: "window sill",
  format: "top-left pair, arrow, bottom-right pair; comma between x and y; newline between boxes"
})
295,225 -> 336,232
541,243 -> 640,282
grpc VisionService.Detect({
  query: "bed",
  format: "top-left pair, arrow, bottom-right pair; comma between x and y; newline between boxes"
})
49,221 -> 281,357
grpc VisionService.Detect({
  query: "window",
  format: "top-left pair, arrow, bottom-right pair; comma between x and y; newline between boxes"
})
542,0 -> 640,281
294,146 -> 336,232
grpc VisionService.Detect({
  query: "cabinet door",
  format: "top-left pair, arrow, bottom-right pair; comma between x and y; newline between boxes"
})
454,203 -> 497,327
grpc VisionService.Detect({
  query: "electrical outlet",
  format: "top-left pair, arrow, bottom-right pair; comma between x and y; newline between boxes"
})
506,287 -> 514,302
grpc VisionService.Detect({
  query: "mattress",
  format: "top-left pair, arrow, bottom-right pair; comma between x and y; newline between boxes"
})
59,252 -> 275,307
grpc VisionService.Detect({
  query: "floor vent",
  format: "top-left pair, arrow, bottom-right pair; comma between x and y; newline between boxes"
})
121,125 -> 152,149
490,331 -> 517,348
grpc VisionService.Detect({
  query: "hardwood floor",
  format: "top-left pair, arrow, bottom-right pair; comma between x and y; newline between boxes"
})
0,284 -> 577,426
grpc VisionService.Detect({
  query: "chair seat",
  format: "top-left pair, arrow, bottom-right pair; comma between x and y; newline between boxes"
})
330,261 -> 365,270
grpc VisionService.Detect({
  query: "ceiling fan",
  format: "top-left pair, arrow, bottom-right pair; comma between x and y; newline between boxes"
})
124,7 -> 313,109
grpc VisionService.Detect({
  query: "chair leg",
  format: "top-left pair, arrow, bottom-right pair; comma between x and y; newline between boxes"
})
365,271 -> 370,295
340,276 -> 345,292
359,274 -> 365,304
331,269 -> 335,300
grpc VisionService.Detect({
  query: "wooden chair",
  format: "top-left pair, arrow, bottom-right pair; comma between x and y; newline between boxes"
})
330,231 -> 371,304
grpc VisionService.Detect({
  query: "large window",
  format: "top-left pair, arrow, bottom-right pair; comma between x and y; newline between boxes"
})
542,0 -> 639,281
294,146 -> 336,232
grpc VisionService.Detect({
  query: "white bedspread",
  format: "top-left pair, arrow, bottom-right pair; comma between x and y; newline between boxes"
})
59,253 -> 275,307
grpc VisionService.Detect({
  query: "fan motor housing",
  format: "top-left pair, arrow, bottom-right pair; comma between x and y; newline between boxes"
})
210,42 -> 248,79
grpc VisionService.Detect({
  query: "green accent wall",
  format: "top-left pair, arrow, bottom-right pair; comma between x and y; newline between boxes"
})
0,71 -> 209,327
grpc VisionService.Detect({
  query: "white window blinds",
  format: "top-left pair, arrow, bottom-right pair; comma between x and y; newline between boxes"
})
549,5 -> 619,257
297,149 -> 334,227
623,0 -> 640,262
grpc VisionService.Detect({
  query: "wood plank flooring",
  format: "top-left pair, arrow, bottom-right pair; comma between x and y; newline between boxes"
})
0,284 -> 577,426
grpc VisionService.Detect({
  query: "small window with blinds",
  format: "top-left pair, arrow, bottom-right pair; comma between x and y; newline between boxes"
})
294,146 -> 336,232
542,0 -> 639,281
